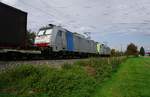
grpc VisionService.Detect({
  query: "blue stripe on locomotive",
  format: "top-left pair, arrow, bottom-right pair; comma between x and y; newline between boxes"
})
66,31 -> 74,51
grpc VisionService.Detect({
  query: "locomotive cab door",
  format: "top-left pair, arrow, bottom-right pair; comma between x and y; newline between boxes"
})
55,30 -> 67,51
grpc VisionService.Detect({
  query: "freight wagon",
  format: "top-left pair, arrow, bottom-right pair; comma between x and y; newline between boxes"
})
0,2 -> 40,59
0,2 -> 27,48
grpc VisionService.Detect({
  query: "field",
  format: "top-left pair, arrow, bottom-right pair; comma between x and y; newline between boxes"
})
94,57 -> 150,97
0,57 -> 150,97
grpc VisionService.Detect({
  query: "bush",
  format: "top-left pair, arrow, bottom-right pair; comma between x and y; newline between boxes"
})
74,57 -> 127,81
0,65 -> 96,97
0,57 -> 127,97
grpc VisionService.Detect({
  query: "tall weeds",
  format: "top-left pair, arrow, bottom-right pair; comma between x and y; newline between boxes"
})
0,57 -> 127,97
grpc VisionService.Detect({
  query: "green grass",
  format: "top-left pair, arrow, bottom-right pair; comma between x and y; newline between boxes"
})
0,57 -> 126,97
94,57 -> 150,97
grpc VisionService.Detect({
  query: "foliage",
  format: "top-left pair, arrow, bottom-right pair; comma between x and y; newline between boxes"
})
0,65 -> 96,97
25,30 -> 36,48
111,49 -> 116,56
139,46 -> 145,56
111,49 -> 124,57
0,57 -> 127,97
126,43 -> 138,56
116,51 -> 124,56
74,57 -> 127,81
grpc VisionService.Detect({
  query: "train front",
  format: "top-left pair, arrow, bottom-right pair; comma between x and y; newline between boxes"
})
34,27 -> 53,51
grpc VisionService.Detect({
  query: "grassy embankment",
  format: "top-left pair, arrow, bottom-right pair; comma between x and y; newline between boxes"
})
94,57 -> 150,97
0,57 -> 126,97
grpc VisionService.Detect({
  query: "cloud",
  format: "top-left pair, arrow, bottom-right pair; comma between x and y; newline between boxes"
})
2,0 -> 150,34
0,0 -> 18,5
1,0 -> 150,50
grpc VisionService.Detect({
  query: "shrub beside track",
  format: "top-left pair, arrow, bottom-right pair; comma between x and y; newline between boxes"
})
0,57 -> 127,97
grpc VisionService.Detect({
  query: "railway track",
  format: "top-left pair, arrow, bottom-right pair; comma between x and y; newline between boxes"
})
0,49 -> 91,61
0,59 -> 88,71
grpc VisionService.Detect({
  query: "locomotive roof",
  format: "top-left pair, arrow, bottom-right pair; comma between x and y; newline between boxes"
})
39,26 -> 53,30
73,32 -> 85,38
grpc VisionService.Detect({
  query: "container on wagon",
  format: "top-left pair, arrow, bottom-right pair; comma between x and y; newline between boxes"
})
0,2 -> 27,49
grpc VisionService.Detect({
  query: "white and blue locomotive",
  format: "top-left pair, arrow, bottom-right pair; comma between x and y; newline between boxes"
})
34,24 -> 111,57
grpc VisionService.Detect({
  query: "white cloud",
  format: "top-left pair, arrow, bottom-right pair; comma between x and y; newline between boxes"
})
2,0 -> 150,34
1,0 -> 150,50
0,0 -> 18,5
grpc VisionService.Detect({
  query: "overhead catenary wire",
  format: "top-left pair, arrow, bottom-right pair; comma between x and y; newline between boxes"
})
12,0 -> 86,32
19,0 -> 62,21
37,0 -> 81,28
19,0 -> 67,30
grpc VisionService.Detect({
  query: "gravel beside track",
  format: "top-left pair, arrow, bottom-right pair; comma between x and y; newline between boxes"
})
0,59 -> 88,71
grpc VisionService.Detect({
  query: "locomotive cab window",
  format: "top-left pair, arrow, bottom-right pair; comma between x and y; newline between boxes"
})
45,29 -> 53,35
37,29 -> 53,36
38,30 -> 45,36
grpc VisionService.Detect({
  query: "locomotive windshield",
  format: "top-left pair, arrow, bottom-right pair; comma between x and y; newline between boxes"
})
38,30 -> 45,36
45,29 -> 53,35
37,29 -> 53,36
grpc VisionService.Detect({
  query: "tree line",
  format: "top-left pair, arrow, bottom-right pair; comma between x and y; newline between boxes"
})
111,43 -> 146,57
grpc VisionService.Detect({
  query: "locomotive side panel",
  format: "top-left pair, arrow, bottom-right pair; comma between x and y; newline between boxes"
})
79,37 -> 87,53
52,27 -> 68,52
66,31 -> 74,51
91,41 -> 97,54
73,35 -> 80,52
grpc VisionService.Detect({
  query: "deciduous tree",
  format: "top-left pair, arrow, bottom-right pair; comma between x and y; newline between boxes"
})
126,43 -> 138,56
111,49 -> 116,56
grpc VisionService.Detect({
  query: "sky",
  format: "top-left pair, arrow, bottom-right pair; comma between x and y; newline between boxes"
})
0,0 -> 150,51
